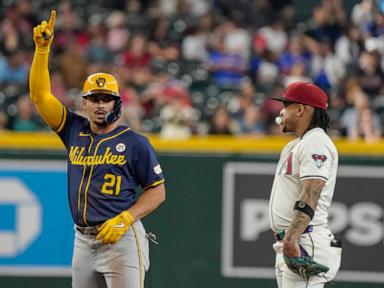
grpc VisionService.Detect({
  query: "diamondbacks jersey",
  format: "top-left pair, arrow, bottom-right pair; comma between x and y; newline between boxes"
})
56,109 -> 164,226
269,128 -> 338,232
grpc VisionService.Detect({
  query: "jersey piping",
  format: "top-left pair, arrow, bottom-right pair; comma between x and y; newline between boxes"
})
132,223 -> 143,288
269,182 -> 278,232
55,105 -> 67,133
82,127 -> 131,225
77,132 -> 93,211
144,179 -> 165,190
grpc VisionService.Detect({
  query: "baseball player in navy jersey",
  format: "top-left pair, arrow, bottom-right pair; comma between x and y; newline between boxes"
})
29,11 -> 166,288
269,82 -> 341,288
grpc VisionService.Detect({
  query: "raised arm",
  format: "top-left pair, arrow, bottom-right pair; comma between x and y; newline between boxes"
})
29,10 -> 66,131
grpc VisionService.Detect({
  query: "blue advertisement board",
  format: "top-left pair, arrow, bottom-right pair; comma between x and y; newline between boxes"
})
0,160 -> 73,276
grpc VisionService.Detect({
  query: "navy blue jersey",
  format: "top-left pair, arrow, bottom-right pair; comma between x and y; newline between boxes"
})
56,109 -> 164,226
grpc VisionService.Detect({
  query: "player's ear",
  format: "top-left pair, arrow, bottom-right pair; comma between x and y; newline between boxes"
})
296,104 -> 304,116
82,98 -> 86,109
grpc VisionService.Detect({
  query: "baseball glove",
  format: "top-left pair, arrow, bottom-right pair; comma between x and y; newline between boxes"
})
284,255 -> 329,280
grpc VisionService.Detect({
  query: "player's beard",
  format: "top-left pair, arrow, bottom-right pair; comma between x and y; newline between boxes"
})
281,117 -> 288,133
281,120 -> 293,134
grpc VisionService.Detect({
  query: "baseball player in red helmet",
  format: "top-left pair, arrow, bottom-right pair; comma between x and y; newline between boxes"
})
269,82 -> 341,287
29,11 -> 166,288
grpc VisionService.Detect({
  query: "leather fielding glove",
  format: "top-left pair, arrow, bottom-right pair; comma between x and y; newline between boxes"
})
96,211 -> 135,244
284,254 -> 329,280
33,10 -> 56,52
279,229 -> 329,280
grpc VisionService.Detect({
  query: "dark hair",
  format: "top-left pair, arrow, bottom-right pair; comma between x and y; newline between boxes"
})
307,108 -> 331,132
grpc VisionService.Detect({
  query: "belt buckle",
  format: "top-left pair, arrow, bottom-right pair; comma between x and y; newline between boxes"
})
77,225 -> 99,237
304,225 -> 313,233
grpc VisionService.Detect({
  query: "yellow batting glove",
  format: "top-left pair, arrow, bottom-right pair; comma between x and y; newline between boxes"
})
33,10 -> 56,51
96,211 -> 135,245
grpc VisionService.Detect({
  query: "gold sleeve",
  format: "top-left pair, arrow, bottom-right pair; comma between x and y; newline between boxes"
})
29,46 -> 66,131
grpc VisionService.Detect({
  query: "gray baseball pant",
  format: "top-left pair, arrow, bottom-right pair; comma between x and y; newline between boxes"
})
72,220 -> 150,288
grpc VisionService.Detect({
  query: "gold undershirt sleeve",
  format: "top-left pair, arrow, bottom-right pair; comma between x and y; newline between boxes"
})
29,47 -> 66,131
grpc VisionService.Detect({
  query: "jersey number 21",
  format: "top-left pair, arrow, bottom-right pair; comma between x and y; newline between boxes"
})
101,173 -> 122,195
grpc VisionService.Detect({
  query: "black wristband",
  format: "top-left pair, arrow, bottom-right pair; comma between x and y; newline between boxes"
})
294,201 -> 314,219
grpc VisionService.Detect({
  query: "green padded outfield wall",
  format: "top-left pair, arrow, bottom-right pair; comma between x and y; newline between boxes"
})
145,153 -> 384,288
1,134 -> 384,288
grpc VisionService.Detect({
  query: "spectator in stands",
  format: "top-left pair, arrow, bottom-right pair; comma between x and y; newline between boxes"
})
228,80 -> 257,121
122,34 -> 151,70
352,0 -> 374,31
0,17 -> 28,55
341,90 -> 382,142
182,24 -> 209,62
255,50 -> 279,91
258,17 -> 288,58
59,38 -> 88,89
209,105 -> 237,135
304,4 -> 345,45
181,13 -> 213,62
181,13 -> 214,62
207,35 -> 247,88
13,0 -> 38,34
357,51 -> 384,98
11,95 -> 40,131
54,2 -> 87,53
139,66 -> 191,122
86,16 -> 112,72
278,36 -> 310,87
106,10 -> 129,53
237,104 -> 266,135
186,0 -> 210,17
335,25 -> 364,66
0,0 -> 382,137
278,34 -> 311,75
148,16 -> 180,62
321,0 -> 348,30
0,50 -> 28,85
310,39 -> 345,91
159,96 -> 195,139
365,11 -> 384,38
222,21 -> 251,61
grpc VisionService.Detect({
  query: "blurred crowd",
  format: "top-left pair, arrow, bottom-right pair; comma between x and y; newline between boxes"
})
0,0 -> 384,141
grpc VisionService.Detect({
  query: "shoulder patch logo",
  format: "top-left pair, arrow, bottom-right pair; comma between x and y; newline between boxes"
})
96,77 -> 106,87
116,143 -> 126,152
312,154 -> 327,168
154,164 -> 162,175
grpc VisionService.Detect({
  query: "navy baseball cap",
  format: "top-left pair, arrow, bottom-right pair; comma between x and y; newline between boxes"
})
270,82 -> 328,110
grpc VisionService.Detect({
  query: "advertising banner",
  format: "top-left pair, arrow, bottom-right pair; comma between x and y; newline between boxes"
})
0,160 -> 72,276
222,163 -> 384,283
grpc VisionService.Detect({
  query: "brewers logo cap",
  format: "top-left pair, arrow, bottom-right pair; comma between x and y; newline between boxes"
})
82,72 -> 120,98
271,82 -> 328,110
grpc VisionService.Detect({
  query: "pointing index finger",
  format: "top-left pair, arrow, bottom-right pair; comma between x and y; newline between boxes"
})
48,10 -> 56,31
